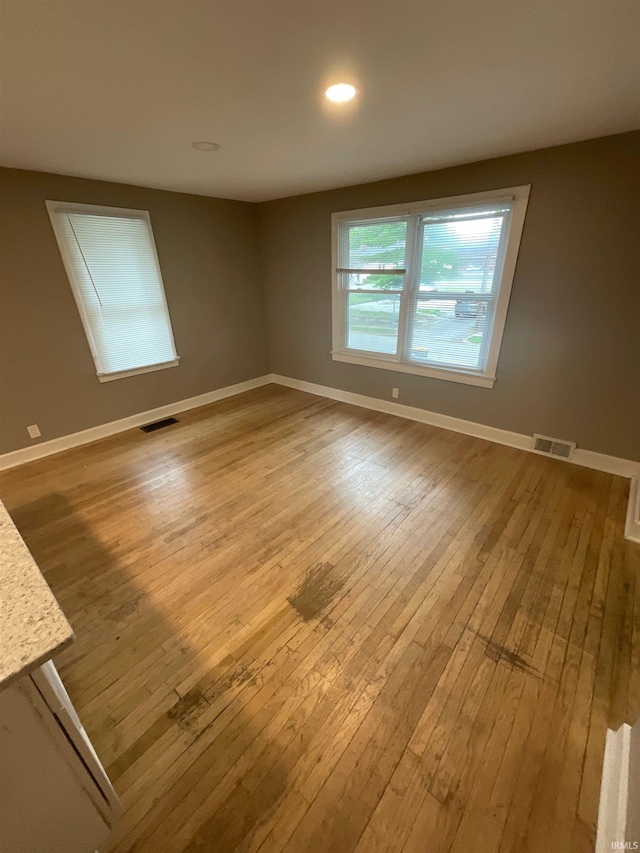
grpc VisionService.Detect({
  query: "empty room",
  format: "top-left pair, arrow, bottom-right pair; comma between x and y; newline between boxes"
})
0,2 -> 639,852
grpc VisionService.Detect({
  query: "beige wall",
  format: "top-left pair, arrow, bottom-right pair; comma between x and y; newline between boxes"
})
1,133 -> 638,461
259,132 -> 640,461
0,168 -> 269,454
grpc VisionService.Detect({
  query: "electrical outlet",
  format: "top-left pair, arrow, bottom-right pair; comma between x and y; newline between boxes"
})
392,388 -> 399,399
27,424 -> 41,439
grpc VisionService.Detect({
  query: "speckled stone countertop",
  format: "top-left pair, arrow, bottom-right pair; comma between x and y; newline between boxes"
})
0,500 -> 74,690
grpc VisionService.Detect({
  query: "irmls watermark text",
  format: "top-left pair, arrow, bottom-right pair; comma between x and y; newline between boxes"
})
610,843 -> 639,850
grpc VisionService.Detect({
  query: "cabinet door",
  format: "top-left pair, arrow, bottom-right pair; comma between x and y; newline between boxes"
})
0,679 -> 109,853
31,660 -> 121,820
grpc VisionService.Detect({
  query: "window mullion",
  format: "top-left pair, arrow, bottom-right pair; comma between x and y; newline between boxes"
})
396,215 -> 421,361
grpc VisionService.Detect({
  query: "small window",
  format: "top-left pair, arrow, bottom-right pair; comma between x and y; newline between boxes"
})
332,186 -> 530,388
47,201 -> 179,382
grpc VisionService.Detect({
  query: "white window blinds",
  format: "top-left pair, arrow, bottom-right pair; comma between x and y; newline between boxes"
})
411,204 -> 510,371
47,202 -> 179,380
332,187 -> 530,388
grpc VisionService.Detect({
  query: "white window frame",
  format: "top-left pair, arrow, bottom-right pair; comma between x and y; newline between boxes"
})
331,186 -> 530,389
46,200 -> 180,383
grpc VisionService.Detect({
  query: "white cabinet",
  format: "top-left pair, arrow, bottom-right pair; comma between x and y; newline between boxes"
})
0,661 -> 121,853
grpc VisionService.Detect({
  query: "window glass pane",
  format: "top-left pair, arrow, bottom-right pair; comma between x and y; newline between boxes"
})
342,272 -> 404,291
419,213 -> 505,294
347,293 -> 400,354
347,220 -> 407,271
410,298 -> 488,369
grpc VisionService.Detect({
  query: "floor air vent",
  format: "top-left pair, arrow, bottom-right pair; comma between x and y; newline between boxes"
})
532,434 -> 576,459
140,417 -> 179,433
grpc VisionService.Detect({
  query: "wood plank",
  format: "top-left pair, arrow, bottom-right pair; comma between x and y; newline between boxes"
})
0,384 -> 635,853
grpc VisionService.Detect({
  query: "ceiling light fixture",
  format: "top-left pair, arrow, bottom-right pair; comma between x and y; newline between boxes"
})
192,141 -> 220,151
325,83 -> 357,103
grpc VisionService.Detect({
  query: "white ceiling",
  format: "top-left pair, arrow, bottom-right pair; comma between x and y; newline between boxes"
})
1,1 -> 638,202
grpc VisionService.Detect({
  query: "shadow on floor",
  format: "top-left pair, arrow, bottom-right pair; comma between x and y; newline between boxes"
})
6,492 -> 291,853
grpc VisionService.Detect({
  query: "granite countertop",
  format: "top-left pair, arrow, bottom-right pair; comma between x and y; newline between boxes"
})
0,500 -> 74,690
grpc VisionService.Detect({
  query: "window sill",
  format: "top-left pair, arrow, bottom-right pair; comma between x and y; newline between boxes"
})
97,358 -> 180,383
331,352 -> 495,388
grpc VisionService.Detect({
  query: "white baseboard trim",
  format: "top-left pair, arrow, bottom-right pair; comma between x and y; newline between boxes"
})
270,374 -> 640,479
596,723 -> 632,852
0,375 -> 272,471
2,372 -> 638,485
625,476 -> 640,544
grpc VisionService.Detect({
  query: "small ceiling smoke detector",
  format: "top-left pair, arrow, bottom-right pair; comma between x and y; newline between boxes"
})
325,83 -> 357,103
192,141 -> 220,151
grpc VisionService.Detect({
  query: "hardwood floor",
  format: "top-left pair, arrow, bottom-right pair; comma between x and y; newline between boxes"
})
1,384 -> 638,852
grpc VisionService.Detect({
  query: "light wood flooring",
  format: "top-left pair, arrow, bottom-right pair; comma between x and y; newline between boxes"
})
1,384 -> 638,853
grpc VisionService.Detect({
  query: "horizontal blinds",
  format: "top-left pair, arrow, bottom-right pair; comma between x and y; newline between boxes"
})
419,206 -> 510,296
412,205 -> 510,369
409,297 -> 489,370
55,211 -> 177,375
339,202 -> 512,372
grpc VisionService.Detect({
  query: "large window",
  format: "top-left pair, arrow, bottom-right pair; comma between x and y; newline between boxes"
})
47,201 -> 179,382
332,187 -> 530,388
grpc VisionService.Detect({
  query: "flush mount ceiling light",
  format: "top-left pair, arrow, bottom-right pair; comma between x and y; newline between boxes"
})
192,141 -> 220,151
325,83 -> 357,103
